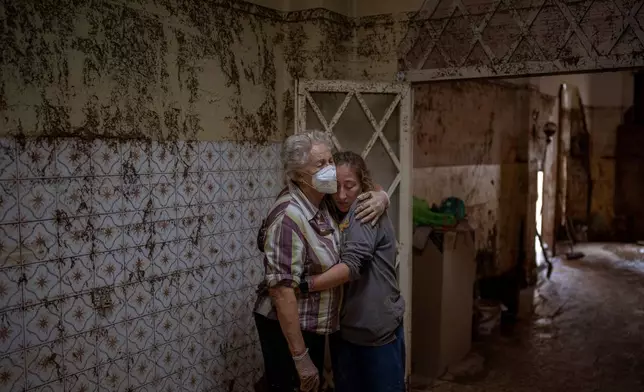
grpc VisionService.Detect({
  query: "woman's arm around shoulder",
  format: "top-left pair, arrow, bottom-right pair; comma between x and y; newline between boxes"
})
306,203 -> 378,292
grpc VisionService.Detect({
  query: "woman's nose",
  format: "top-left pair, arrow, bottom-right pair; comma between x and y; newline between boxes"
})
338,189 -> 347,201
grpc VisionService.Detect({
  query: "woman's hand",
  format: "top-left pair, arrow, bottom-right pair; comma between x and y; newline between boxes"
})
355,190 -> 390,226
294,350 -> 320,391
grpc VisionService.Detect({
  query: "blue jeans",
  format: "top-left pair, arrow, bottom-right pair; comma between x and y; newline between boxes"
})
330,324 -> 406,392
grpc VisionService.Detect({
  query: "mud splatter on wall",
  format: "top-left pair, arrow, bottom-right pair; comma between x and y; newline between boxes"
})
348,14 -> 408,80
0,136 -> 285,391
0,1 -> 363,391
0,0 -> 360,143
412,80 -> 555,277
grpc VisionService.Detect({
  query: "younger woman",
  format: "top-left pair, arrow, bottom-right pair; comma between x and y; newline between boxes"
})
300,151 -> 406,392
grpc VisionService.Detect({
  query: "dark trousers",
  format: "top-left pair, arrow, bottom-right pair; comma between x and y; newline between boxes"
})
254,313 -> 327,392
329,324 -> 406,392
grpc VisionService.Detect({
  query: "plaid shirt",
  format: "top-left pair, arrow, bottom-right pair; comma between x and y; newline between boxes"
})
254,182 -> 341,335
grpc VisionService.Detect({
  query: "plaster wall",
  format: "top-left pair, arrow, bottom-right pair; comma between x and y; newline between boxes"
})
412,80 -> 555,276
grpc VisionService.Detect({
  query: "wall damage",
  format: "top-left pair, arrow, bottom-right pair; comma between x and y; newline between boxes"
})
0,0 -> 359,144
412,80 -> 556,277
0,1 -> 358,391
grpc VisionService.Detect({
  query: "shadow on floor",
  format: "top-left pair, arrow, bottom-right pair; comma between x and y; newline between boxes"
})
414,243 -> 644,392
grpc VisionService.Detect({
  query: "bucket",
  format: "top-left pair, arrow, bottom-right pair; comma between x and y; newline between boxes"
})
475,300 -> 503,336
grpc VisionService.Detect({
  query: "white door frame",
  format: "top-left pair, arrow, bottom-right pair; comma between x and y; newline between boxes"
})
295,79 -> 414,381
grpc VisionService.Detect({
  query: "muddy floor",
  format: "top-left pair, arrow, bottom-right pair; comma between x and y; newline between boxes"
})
413,243 -> 644,392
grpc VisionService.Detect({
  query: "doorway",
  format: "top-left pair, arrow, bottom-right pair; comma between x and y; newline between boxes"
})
294,78 -> 414,374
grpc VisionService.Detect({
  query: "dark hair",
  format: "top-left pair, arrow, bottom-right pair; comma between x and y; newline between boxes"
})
333,151 -> 375,192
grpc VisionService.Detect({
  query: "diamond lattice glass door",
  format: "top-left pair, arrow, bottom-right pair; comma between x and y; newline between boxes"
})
295,79 -> 413,376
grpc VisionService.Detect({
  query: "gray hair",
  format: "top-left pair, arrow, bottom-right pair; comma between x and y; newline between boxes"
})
281,130 -> 334,183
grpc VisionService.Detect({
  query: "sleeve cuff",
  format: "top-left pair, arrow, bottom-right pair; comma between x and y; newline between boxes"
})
265,274 -> 300,289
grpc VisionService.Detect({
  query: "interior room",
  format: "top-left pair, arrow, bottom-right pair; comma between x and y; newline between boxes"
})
0,0 -> 643,391
410,71 -> 643,391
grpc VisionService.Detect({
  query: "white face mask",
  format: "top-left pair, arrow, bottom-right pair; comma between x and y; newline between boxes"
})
311,165 -> 337,194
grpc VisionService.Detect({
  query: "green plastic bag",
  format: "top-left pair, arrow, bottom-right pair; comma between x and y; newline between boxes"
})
413,196 -> 457,227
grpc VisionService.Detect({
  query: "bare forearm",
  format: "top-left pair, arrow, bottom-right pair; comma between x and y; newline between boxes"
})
269,286 -> 306,355
310,263 -> 351,292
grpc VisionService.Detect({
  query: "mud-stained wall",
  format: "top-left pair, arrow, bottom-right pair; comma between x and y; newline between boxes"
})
534,73 -> 632,242
0,0 -> 358,143
586,106 -> 626,239
348,14 -> 410,80
0,1 -> 359,391
564,104 -> 592,230
412,80 -> 555,276
563,104 -> 628,241
0,136 -> 285,392
508,73 -> 632,246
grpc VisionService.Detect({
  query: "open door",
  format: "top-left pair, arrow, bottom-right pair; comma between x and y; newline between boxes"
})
295,79 -> 414,382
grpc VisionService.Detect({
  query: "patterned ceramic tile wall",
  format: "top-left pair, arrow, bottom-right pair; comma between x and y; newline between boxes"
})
0,137 -> 283,392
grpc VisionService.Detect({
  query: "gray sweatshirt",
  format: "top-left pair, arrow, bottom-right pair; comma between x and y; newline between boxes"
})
337,201 -> 405,346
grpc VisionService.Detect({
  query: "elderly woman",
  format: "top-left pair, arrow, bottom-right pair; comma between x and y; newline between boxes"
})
300,151 -> 405,392
254,131 -> 389,392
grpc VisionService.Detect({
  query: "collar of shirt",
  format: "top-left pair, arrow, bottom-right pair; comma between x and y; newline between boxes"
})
288,181 -> 320,221
288,182 -> 334,235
